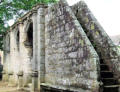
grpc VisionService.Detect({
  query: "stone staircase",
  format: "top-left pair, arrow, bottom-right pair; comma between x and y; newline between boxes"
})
100,59 -> 119,92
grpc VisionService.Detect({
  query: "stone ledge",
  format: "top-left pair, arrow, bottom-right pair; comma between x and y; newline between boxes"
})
31,71 -> 38,77
17,71 -> 23,76
8,72 -> 13,75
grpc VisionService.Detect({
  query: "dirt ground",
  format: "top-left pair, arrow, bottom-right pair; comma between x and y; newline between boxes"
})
0,81 -> 28,92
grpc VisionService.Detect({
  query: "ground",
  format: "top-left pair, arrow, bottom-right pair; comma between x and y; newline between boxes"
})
0,81 -> 28,92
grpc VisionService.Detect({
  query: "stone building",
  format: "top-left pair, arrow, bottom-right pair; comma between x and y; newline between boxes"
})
2,0 -> 120,92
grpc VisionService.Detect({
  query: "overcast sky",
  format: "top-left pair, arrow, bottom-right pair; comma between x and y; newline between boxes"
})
67,0 -> 120,36
8,0 -> 120,36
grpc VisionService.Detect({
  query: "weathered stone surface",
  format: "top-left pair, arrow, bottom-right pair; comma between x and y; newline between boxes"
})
3,0 -> 120,92
45,0 -> 99,91
71,1 -> 120,78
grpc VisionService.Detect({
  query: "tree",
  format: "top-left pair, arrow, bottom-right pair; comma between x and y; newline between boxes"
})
0,0 -> 58,50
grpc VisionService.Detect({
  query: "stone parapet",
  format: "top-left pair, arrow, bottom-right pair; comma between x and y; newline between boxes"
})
45,0 -> 100,92
71,0 -> 120,79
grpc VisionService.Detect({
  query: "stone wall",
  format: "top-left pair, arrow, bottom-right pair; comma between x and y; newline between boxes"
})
45,0 -> 100,91
71,1 -> 120,79
3,0 -> 120,92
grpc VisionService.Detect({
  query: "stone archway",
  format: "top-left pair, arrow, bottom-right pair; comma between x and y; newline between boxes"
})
16,30 -> 20,51
24,22 -> 33,58
21,21 -> 33,87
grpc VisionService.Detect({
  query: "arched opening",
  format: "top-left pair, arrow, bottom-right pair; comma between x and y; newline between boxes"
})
16,31 -> 20,51
24,22 -> 33,57
27,23 -> 33,47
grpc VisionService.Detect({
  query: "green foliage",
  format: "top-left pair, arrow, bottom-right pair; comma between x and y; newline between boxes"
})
117,46 -> 120,50
0,0 -> 58,50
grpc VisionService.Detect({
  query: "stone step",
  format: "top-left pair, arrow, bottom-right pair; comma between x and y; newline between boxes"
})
101,71 -> 112,72
100,64 -> 107,65
103,86 -> 119,92
100,64 -> 109,71
101,78 -> 118,85
104,85 -> 120,88
100,71 -> 113,78
99,59 -> 119,91
100,59 -> 104,64
101,78 -> 116,80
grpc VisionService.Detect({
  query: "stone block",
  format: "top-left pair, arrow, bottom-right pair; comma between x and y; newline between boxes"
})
23,74 -> 32,87
17,75 -> 23,89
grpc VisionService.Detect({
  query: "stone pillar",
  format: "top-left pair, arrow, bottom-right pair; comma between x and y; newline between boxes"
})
16,22 -> 24,89
32,11 -> 38,71
37,5 -> 46,91
31,71 -> 38,92
2,51 -> 9,82
19,21 -> 32,87
8,72 -> 14,87
17,71 -> 23,90
2,71 -> 8,82
2,37 -> 6,82
13,28 -> 20,83
2,47 -> 7,82
4,53 -> 10,82
8,30 -> 15,85
2,35 -> 10,82
31,10 -> 38,92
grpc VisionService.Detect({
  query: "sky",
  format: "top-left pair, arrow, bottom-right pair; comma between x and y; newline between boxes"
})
8,0 -> 120,36
66,0 -> 120,36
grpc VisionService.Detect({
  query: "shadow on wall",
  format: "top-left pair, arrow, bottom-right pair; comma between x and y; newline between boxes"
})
0,64 -> 3,80
24,22 -> 33,58
0,56 -> 3,80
